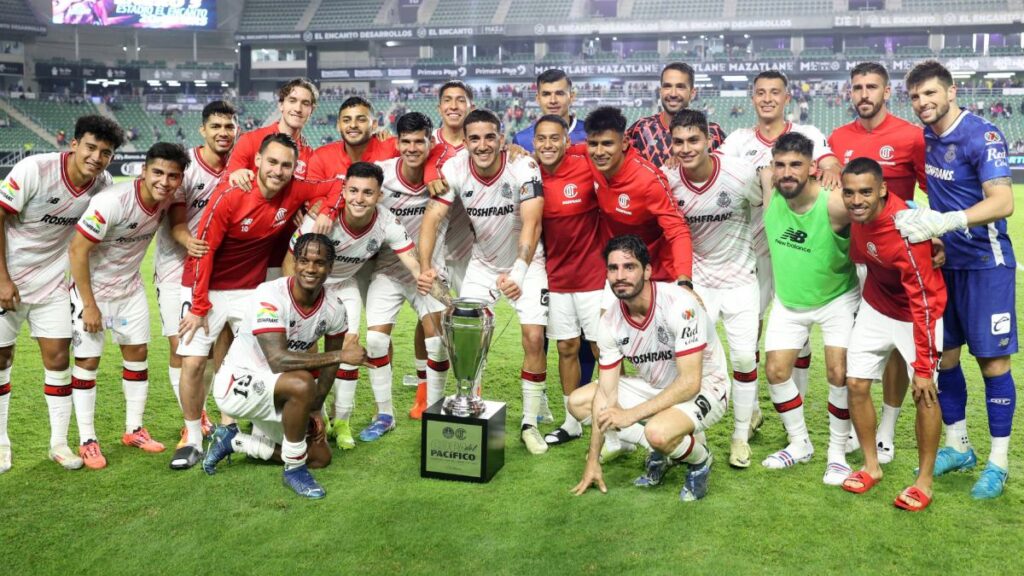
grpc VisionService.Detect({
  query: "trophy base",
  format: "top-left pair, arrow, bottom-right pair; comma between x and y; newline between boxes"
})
442,394 -> 486,417
421,399 -> 506,483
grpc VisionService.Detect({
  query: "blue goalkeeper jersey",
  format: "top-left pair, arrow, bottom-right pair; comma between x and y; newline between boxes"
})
512,115 -> 588,152
924,109 -> 1015,270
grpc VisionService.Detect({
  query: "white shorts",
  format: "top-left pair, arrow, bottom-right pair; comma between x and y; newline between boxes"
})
177,287 -> 253,357
365,272 -> 446,328
616,376 -> 729,435
765,288 -> 860,352
696,281 -> 760,356
155,282 -> 186,338
600,281 -> 616,312
446,257 -> 468,296
546,290 -> 602,341
213,366 -> 284,443
0,291 -> 72,346
855,263 -> 867,292
756,250 -> 773,318
847,300 -> 944,381
327,279 -> 363,334
460,257 -> 548,326
71,287 -> 150,358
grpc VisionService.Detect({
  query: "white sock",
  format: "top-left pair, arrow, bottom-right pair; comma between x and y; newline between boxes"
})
793,343 -> 812,398
425,336 -> 449,407
122,360 -> 149,433
877,403 -> 901,445
43,368 -> 72,448
184,419 -> 203,449
990,436 -> 1010,469
945,419 -> 971,452
619,422 -> 647,448
520,370 -> 545,427
561,395 -> 582,435
827,384 -> 851,463
72,365 -> 98,443
232,431 -> 275,460
769,378 -> 809,444
168,366 -> 182,409
669,433 -> 709,465
334,365 -> 358,421
281,438 -> 307,470
731,379 -> 758,440
0,369 -> 10,446
366,331 -> 394,416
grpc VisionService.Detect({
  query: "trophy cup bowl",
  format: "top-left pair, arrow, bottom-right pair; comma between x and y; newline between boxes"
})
442,298 -> 494,418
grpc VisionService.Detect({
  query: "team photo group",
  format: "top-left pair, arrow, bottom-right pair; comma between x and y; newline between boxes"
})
0,56 -> 1015,511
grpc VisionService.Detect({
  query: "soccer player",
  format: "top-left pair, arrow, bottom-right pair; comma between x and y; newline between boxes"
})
761,132 -> 858,485
153,101 -> 237,463
719,70 -> 842,398
570,235 -> 729,501
368,113 -> 451,421
533,114 -> 604,445
626,62 -> 727,167
828,62 -> 928,463
68,142 -> 190,468
176,134 -> 340,469
512,68 -> 587,152
662,109 -> 764,469
288,161 -> 428,448
307,96 -> 399,181
203,233 -> 367,499
431,80 -> 476,294
894,60 -> 1017,499
839,158 -> 945,511
0,115 -> 122,473
417,109 -> 551,454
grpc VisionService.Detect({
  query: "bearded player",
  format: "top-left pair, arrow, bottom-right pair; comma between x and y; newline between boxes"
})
307,96 -> 399,181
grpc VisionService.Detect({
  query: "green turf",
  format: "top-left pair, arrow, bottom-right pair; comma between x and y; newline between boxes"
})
1,185 -> 1023,575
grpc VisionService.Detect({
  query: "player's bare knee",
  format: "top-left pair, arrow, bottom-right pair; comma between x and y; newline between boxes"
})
643,424 -> 676,454
75,356 -> 100,371
939,348 -> 961,370
568,386 -> 593,420
556,338 -> 580,359
521,329 -> 545,355
846,378 -> 871,397
826,366 -> 846,387
0,346 -> 15,369
979,356 -> 1011,378
765,361 -> 791,385
122,344 -> 147,362
41,348 -> 70,371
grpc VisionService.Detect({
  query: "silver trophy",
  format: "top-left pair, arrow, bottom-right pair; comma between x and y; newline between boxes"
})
442,298 -> 494,417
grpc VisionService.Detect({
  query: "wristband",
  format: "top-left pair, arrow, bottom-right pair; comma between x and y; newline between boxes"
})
509,259 -> 528,288
677,280 -> 694,290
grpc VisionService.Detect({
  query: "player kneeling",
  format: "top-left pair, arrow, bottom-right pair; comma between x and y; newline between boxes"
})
571,235 -> 729,502
203,234 -> 367,499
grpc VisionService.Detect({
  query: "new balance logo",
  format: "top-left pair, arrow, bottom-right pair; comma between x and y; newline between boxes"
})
48,197 -> 59,204
127,223 -> 138,230
780,228 -> 807,244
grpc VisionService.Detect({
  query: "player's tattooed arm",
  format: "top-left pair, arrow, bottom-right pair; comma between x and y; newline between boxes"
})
398,246 -> 450,305
257,331 -> 366,374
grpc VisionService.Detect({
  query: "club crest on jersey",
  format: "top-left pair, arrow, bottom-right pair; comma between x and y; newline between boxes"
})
274,208 -> 288,223
296,160 -> 307,175
656,325 -> 672,347
617,194 -> 630,209
253,379 -> 266,396
315,319 -> 328,337
501,182 -> 512,199
984,131 -> 1002,144
367,238 -> 380,254
866,241 -> 880,261
717,191 -> 731,208
257,302 -> 279,323
879,145 -> 894,161
944,144 -> 957,163
563,184 -> 578,199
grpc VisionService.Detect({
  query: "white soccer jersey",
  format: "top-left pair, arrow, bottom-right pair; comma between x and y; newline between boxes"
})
718,122 -> 834,254
75,179 -> 181,301
222,277 -> 348,374
663,155 -> 762,288
598,282 -> 728,392
0,152 -> 112,304
432,129 -> 474,263
374,157 -> 445,282
438,150 -> 545,273
153,147 -> 223,285
290,205 -> 414,286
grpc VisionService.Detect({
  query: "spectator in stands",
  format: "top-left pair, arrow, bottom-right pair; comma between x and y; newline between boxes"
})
1006,103 -> 1014,117
56,130 -> 66,147
127,127 -> 138,142
0,113 -> 9,128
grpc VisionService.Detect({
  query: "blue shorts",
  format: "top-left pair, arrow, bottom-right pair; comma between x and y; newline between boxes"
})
942,267 -> 1018,358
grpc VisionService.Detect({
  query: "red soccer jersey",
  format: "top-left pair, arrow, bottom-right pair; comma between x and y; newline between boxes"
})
626,113 -> 726,168
541,153 -> 607,292
226,124 -> 315,180
852,195 -> 946,378
182,177 -> 342,317
307,136 -> 400,181
829,113 -> 926,202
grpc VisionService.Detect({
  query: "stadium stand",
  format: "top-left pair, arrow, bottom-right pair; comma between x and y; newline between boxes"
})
310,0 -> 382,30
0,112 -> 53,152
902,0 -> 1007,9
429,0 -> 501,25
505,0 -> 572,23
238,0 -> 310,33
631,0 -> 724,19
0,0 -> 41,26
735,0 -> 831,16
5,98 -> 100,138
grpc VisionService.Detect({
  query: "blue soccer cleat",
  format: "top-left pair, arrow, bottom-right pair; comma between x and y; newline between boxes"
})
283,464 -> 326,499
634,451 -> 673,488
971,461 -> 1009,500
933,446 -> 977,477
680,452 -> 713,502
358,414 -> 396,442
202,424 -> 238,475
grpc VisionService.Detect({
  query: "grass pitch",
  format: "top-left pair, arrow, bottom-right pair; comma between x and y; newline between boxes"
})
1,185 -> 1023,575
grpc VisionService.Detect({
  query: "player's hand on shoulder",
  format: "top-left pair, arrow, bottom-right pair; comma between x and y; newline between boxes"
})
662,154 -> 681,169
506,143 -> 529,162
426,178 -> 448,198
82,304 -> 103,333
375,128 -> 393,142
178,311 -> 208,344
0,279 -> 20,311
572,458 -> 607,496
496,273 -> 522,301
185,236 -> 209,258
311,212 -> 333,235
817,164 -> 841,191
228,169 -> 255,191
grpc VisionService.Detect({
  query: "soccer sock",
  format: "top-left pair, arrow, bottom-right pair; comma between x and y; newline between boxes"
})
793,346 -> 812,399
281,438 -> 308,470
669,434 -> 709,466
731,361 -> 758,441
561,395 -> 582,435
333,365 -> 359,421
826,385 -> 851,463
769,378 -> 809,445
365,331 -> 394,417
620,423 -> 648,449
168,366 -> 182,409
577,342 -> 596,387
43,368 -> 72,448
0,369 -> 10,447
122,360 -> 149,433
71,366 -> 98,443
414,358 -> 427,383
184,419 -> 203,448
877,404 -> 901,445
231,430 -> 275,461
937,364 -> 971,451
520,370 -> 546,427
984,371 -> 1015,469
424,336 -> 449,408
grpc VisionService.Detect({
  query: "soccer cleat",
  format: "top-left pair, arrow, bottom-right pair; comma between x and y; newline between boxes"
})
762,441 -> 814,469
823,461 -> 853,486
122,427 -> 166,453
877,440 -> 895,465
332,419 -> 355,450
729,438 -> 752,469
202,424 -> 238,475
282,464 -> 326,499
0,445 -> 10,474
79,439 -> 107,469
409,382 -> 427,420
521,424 -> 549,455
679,452 -> 713,502
169,445 -> 204,471
200,409 -> 214,439
933,446 -> 977,477
48,445 -> 84,470
634,451 -> 673,488
971,461 -> 1009,500
358,414 -> 396,442
599,441 -> 636,464
748,408 -> 765,440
